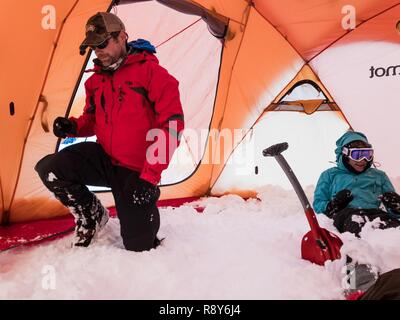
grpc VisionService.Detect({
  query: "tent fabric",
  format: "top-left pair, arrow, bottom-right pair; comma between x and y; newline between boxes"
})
251,0 -> 400,60
309,5 -> 400,180
2,0 -> 400,223
211,110 -> 351,196
62,1 -> 223,194
3,0 -> 113,224
0,216 -> 76,252
210,66 -> 351,196
117,0 -> 229,38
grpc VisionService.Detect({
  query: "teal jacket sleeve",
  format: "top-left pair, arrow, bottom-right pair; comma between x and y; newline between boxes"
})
380,171 -> 397,215
381,172 -> 395,194
313,170 -> 333,214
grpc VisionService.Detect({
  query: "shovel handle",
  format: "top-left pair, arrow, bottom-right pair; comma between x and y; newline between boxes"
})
305,208 -> 326,248
263,142 -> 324,232
262,142 -> 288,157
263,143 -> 343,263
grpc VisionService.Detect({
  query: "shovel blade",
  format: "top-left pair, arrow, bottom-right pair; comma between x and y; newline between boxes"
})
301,228 -> 343,266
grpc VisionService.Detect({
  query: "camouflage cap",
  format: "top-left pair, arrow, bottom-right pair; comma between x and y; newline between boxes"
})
80,12 -> 125,48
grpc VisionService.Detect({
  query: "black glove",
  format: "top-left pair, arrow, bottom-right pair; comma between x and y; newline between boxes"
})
132,179 -> 160,206
380,191 -> 400,214
53,117 -> 77,138
325,189 -> 353,218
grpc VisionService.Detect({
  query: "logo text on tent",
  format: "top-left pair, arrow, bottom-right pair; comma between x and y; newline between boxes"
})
369,65 -> 400,78
41,5 -> 56,30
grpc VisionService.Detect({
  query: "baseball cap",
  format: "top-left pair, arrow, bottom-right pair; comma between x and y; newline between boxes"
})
80,12 -> 125,51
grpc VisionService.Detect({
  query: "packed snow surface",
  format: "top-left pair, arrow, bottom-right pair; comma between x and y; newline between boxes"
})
1,186 -> 400,299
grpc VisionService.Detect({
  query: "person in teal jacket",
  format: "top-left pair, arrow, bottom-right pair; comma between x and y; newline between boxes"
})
313,130 -> 400,236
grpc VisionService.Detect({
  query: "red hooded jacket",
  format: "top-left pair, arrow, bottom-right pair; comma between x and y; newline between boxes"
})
69,47 -> 184,185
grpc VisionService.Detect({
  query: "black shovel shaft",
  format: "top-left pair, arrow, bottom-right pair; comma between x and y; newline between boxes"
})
263,142 -> 310,211
274,154 -> 311,212
263,142 -> 324,242
263,143 -> 342,261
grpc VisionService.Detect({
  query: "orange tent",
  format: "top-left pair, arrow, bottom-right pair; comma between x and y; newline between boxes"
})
1,0 -> 400,224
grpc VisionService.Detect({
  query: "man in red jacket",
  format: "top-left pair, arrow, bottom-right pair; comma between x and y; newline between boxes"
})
35,12 -> 184,251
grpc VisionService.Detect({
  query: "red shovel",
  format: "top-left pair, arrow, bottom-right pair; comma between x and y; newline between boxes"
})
263,142 -> 343,266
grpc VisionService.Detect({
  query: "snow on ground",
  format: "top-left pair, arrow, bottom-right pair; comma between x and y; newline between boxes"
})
1,186 -> 400,300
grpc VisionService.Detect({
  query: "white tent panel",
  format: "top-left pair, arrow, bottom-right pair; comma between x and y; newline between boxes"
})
310,41 -> 400,180
211,111 -> 350,193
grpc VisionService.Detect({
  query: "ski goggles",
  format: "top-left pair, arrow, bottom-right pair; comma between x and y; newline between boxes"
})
342,147 -> 374,162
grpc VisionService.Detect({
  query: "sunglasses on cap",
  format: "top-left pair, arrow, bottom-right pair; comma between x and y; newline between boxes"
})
89,36 -> 111,50
342,147 -> 374,162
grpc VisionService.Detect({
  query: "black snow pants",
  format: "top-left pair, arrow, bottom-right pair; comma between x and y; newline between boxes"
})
332,207 -> 400,237
35,142 -> 160,251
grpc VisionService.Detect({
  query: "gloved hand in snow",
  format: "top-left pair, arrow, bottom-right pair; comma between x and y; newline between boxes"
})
53,117 -> 77,138
131,179 -> 160,206
380,191 -> 400,214
325,189 -> 353,218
